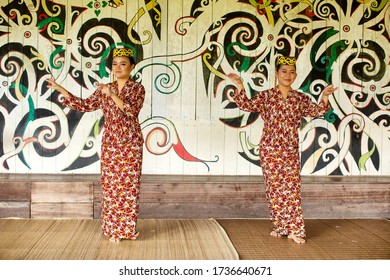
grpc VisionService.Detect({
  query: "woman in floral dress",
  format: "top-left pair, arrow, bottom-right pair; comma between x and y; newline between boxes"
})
47,47 -> 145,242
228,56 -> 336,243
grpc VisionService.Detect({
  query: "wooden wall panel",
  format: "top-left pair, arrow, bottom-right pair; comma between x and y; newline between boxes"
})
31,203 -> 93,219
0,181 -> 31,218
92,175 -> 390,219
1,174 -> 388,219
0,202 -> 30,218
0,182 -> 30,201
31,182 -> 93,203
93,181 -> 267,219
31,182 -> 93,219
302,183 -> 390,218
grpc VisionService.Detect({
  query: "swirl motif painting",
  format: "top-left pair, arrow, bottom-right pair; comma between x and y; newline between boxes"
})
0,0 -> 389,175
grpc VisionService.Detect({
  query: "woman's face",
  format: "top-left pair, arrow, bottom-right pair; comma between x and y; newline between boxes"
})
112,56 -> 134,79
276,64 -> 297,87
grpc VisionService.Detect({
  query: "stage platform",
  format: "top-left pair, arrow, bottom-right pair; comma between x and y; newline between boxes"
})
0,174 -> 389,219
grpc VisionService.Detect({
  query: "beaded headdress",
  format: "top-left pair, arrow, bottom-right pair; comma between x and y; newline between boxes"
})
276,56 -> 297,66
113,47 -> 134,58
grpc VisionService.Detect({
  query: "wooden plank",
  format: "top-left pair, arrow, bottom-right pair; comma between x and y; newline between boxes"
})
0,182 -> 30,201
1,173 -> 389,184
302,202 -> 390,218
93,202 -> 101,219
94,183 -> 265,202
93,182 -> 102,201
0,173 -> 99,182
302,183 -> 390,202
31,203 -> 93,219
93,201 -> 268,219
0,202 -> 30,218
139,202 -> 269,219
31,182 -> 93,203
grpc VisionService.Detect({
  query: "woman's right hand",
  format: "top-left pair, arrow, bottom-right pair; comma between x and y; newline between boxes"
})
47,78 -> 69,97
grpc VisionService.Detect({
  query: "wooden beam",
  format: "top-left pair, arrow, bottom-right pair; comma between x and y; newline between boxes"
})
0,174 -> 389,219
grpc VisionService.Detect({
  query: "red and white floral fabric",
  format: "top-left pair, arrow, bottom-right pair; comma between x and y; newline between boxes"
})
233,87 -> 330,237
62,78 -> 145,240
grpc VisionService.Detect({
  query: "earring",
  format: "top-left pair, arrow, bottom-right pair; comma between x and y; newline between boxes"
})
111,72 -> 116,84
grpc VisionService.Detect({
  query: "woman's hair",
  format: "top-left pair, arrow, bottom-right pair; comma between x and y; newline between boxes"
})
275,56 -> 296,71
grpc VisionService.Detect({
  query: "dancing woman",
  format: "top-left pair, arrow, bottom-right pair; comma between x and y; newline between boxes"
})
228,56 -> 336,243
47,47 -> 145,242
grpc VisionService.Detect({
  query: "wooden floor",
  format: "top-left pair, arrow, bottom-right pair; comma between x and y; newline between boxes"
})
0,218 -> 389,260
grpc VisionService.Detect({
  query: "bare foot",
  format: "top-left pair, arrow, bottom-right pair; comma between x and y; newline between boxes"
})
109,232 -> 139,242
270,231 -> 281,237
129,232 -> 139,240
109,237 -> 120,243
288,234 -> 305,244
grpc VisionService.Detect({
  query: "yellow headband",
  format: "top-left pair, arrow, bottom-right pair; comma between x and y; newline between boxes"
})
276,56 -> 296,66
113,48 -> 134,58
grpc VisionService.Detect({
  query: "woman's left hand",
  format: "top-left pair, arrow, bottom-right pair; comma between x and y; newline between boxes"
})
96,83 -> 113,96
322,84 -> 337,96
321,84 -> 337,105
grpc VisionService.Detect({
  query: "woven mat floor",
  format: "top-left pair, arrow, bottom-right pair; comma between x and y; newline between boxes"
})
217,219 -> 390,260
0,219 -> 238,260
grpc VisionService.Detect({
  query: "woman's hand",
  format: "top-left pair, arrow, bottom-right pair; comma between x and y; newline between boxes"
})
321,84 -> 337,105
96,83 -> 125,111
96,83 -> 113,97
46,77 -> 69,97
227,73 -> 245,92
322,84 -> 337,96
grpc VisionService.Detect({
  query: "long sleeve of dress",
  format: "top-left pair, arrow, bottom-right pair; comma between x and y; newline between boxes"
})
232,89 -> 266,112
62,91 -> 101,112
300,94 -> 331,118
122,83 -> 145,118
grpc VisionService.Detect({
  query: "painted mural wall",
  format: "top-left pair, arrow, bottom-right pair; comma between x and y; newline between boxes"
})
0,0 -> 389,175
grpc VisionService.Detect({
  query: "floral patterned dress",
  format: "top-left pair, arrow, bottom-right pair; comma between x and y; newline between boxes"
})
62,78 -> 145,240
232,87 -> 330,238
